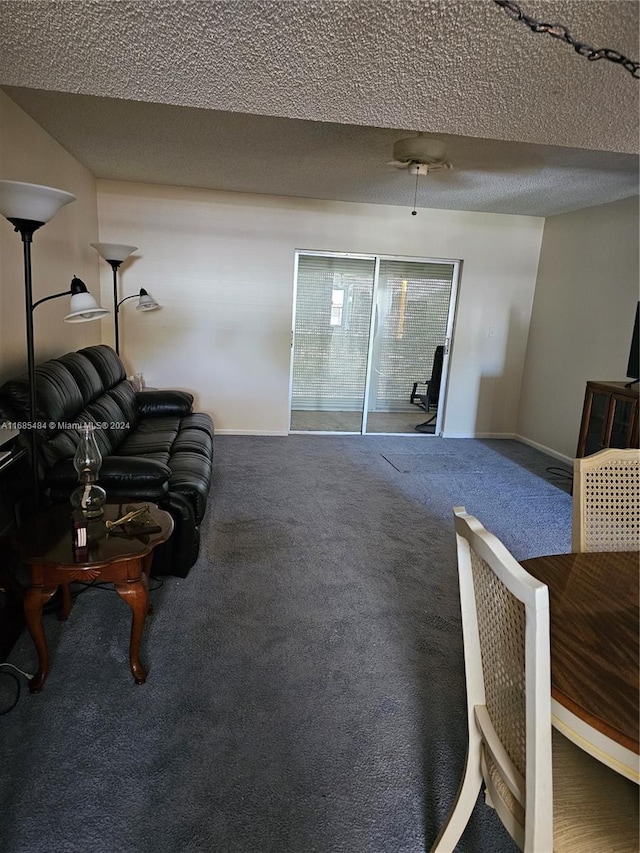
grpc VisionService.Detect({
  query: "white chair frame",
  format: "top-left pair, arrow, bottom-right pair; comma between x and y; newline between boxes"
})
431,508 -> 553,852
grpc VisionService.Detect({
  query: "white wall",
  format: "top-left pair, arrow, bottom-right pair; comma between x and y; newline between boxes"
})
97,180 -> 544,436
517,196 -> 640,461
0,92 -> 101,384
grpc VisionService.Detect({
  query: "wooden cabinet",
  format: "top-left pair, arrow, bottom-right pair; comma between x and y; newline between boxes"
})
576,381 -> 639,458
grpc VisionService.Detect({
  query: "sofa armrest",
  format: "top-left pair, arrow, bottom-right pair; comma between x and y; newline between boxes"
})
46,456 -> 171,500
136,390 -> 194,418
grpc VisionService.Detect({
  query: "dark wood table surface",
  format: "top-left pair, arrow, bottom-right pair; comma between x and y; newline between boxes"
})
522,550 -> 639,778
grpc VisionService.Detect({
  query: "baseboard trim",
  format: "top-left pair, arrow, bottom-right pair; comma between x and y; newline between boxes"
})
441,432 -> 517,440
215,429 -> 289,436
514,434 -> 573,466
440,431 -> 573,465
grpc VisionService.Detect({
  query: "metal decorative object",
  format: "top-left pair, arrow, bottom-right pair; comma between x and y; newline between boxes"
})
493,0 -> 640,78
105,506 -> 150,530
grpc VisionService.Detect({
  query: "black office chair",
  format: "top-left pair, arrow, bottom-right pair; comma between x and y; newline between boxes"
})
410,344 -> 444,432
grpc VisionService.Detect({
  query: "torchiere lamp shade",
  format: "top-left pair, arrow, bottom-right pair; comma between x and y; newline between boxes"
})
90,242 -> 138,263
0,180 -> 76,223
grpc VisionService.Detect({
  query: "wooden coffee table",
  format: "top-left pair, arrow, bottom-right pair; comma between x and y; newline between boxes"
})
13,502 -> 173,692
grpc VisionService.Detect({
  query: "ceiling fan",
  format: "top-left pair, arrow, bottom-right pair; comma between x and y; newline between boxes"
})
389,134 -> 452,215
389,133 -> 452,175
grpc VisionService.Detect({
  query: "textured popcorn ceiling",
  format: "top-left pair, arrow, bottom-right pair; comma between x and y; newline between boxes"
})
0,0 -> 638,215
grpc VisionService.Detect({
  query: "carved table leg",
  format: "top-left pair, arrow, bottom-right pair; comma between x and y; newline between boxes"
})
24,583 -> 59,693
142,553 -> 153,578
59,583 -> 72,621
115,571 -> 149,684
142,553 -> 154,614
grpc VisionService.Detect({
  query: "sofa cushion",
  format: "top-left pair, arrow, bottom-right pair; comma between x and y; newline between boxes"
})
79,344 -> 126,389
108,382 -> 140,428
172,428 -> 214,458
46,455 -> 172,502
83,393 -> 133,449
128,416 -> 181,435
0,361 -> 83,429
56,352 -> 104,406
117,426 -> 180,457
180,412 -> 215,440
40,429 -> 80,470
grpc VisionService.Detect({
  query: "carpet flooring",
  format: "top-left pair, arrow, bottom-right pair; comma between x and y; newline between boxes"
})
0,436 -> 572,853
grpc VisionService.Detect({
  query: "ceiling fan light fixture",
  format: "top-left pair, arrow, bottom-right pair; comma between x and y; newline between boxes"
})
392,135 -> 448,167
388,134 -> 454,216
389,135 -> 453,216
408,162 -> 431,176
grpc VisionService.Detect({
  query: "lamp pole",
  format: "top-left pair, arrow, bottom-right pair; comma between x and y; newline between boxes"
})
90,244 -> 138,356
0,180 -> 78,507
10,218 -> 45,498
108,259 -> 123,355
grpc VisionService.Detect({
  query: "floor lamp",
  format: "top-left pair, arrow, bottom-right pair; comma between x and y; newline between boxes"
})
90,242 -> 138,355
0,180 -> 109,503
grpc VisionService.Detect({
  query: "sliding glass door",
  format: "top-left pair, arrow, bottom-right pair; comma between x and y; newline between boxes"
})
290,252 -> 459,435
365,259 -> 456,434
290,254 -> 376,432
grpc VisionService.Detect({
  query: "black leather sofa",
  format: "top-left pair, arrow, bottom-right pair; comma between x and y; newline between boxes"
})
0,345 -> 213,577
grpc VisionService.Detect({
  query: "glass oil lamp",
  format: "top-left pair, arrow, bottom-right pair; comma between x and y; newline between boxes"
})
70,423 -> 107,519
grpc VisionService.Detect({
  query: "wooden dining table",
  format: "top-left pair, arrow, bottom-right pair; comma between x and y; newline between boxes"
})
522,550 -> 639,783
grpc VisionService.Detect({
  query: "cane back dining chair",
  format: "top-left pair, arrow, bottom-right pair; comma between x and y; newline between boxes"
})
572,448 -> 640,553
431,507 -> 639,853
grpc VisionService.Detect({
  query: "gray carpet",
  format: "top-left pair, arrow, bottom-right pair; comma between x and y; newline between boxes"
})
0,436 -> 572,853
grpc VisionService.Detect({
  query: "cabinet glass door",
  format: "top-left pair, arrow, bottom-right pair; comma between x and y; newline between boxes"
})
610,397 -> 634,448
584,392 -> 609,456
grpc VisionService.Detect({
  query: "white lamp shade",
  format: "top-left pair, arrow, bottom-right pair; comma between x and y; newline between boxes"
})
136,290 -> 160,311
0,180 -> 76,223
90,242 -> 138,262
65,291 -> 110,323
